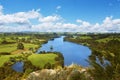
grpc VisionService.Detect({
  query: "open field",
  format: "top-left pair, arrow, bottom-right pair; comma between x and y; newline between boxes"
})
0,53 -> 57,68
0,43 -> 38,53
0,44 -> 17,53
24,43 -> 39,49
79,36 -> 92,39
0,54 -> 22,67
28,54 -> 57,68
0,33 -> 64,79
96,37 -> 120,42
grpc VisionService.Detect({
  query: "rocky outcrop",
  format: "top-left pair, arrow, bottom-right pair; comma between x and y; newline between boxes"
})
26,64 -> 91,80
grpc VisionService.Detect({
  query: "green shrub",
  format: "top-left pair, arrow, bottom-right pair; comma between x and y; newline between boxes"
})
67,70 -> 81,80
0,52 -> 10,55
44,62 -> 51,69
17,42 -> 24,50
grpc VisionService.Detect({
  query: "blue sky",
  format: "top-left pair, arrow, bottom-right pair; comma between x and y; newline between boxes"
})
0,0 -> 120,32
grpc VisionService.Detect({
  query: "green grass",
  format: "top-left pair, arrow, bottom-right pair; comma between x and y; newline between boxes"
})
0,39 -> 2,44
0,43 -> 38,53
6,38 -> 16,43
0,44 -> 17,53
96,37 -> 120,43
0,37 -> 16,43
0,54 -> 22,67
18,36 -> 30,39
28,54 -> 57,68
79,36 -> 92,39
24,43 -> 38,49
0,53 -> 57,68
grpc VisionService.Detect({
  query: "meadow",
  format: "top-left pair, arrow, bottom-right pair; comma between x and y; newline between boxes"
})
28,54 -> 57,68
0,33 -> 62,68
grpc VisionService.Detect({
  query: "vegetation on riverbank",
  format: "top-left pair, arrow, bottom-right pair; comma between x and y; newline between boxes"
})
0,33 -> 58,54
1,32 -> 120,80
0,52 -> 64,80
65,33 -> 120,80
0,33 -> 64,80
27,64 -> 90,80
28,54 -> 57,68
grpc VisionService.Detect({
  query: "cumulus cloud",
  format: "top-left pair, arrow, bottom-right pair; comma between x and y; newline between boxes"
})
76,17 -> 120,32
0,5 -> 120,32
76,19 -> 91,27
0,9 -> 40,25
39,15 -> 61,23
0,7 -> 41,32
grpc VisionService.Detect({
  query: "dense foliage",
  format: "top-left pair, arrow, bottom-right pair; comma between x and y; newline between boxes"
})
17,42 -> 24,50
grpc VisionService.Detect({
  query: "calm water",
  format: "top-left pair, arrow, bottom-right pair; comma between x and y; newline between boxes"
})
37,36 -> 91,67
12,61 -> 24,72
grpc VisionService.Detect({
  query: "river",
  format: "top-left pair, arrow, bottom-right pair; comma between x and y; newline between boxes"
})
37,36 -> 91,67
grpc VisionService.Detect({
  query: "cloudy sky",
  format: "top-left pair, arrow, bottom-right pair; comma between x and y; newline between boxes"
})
0,0 -> 120,32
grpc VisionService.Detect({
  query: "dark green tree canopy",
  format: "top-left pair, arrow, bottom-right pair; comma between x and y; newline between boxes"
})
17,43 -> 24,50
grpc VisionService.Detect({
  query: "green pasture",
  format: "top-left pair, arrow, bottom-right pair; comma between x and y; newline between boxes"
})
28,54 -> 57,68
0,54 -> 22,67
0,44 -> 17,53
0,43 -> 38,53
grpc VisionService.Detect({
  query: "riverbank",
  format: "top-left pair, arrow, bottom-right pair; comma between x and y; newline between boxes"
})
64,33 -> 120,80
0,33 -> 63,80
1,33 -> 120,80
38,36 -> 91,66
27,64 -> 90,80
0,52 -> 64,80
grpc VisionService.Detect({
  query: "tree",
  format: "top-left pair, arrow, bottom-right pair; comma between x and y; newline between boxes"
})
88,39 -> 120,80
1,39 -> 8,44
44,62 -> 51,69
17,43 -> 24,50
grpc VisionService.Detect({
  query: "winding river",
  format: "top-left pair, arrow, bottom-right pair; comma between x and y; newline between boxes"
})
37,36 -> 91,67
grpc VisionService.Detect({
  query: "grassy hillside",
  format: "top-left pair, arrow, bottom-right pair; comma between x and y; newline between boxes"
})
28,54 -> 57,68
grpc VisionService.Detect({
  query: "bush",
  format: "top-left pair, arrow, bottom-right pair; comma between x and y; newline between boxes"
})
17,42 -> 24,50
1,40 -> 8,44
0,52 -> 10,55
67,70 -> 81,80
44,62 -> 51,69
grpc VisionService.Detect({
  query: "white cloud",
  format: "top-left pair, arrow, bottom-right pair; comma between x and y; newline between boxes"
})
0,5 -> 120,33
113,19 -> 120,24
0,9 -> 40,25
14,9 -> 40,19
75,17 -> 120,32
76,19 -> 82,23
0,25 -> 30,32
39,15 -> 61,23
76,19 -> 90,27
56,6 -> 61,10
